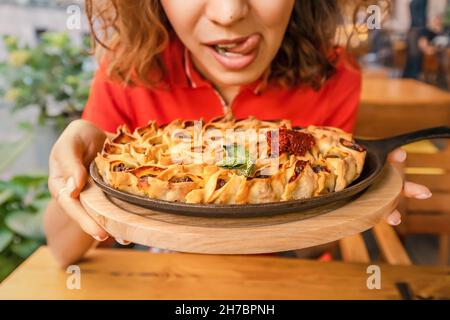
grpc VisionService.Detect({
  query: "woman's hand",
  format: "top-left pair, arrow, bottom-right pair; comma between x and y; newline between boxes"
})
385,148 -> 432,226
48,120 -> 112,241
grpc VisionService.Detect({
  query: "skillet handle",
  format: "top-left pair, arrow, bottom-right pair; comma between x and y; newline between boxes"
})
373,126 -> 450,154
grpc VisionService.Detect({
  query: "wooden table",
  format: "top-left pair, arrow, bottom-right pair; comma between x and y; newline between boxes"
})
357,77 -> 450,137
0,246 -> 449,300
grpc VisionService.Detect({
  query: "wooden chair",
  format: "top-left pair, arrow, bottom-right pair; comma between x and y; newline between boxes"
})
447,49 -> 450,89
396,140 -> 450,265
356,79 -> 450,265
339,222 -> 412,265
293,218 -> 412,265
392,40 -> 407,75
422,51 -> 440,85
340,140 -> 450,266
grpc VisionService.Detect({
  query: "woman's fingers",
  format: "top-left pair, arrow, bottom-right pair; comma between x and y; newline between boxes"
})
46,120 -> 111,244
49,155 -> 109,241
388,148 -> 407,163
56,185 -> 109,240
403,181 -> 432,199
387,148 -> 432,199
384,181 -> 432,226
49,141 -> 88,198
48,159 -> 68,200
385,209 -> 402,226
59,160 -> 87,198
115,238 -> 131,245
385,148 -> 432,226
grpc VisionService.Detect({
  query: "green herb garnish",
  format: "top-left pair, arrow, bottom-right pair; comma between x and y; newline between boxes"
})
217,144 -> 256,178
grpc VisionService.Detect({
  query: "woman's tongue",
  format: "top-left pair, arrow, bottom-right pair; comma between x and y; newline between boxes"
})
216,34 -> 261,55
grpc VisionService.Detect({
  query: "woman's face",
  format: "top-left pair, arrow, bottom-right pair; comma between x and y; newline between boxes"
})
161,0 -> 295,87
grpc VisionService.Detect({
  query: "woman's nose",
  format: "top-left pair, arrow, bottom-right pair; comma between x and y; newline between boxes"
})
205,0 -> 249,27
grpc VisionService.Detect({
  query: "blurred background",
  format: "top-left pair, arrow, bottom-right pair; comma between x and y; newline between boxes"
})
0,0 -> 449,281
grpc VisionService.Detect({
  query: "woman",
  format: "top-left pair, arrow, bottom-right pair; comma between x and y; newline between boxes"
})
45,0 -> 432,266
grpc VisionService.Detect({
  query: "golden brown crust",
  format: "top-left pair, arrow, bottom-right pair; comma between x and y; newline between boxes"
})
95,116 -> 366,204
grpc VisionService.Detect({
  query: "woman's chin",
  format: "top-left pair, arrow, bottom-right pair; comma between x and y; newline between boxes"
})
208,69 -> 265,88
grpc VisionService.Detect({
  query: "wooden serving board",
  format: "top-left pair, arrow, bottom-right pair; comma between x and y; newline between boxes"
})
80,165 -> 403,254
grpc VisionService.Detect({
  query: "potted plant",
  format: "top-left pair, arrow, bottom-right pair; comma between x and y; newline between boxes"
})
0,174 -> 49,282
0,32 -> 94,130
0,32 -> 94,281
0,31 -> 94,172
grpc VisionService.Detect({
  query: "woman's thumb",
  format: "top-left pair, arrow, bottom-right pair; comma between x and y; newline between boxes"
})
63,160 -> 88,198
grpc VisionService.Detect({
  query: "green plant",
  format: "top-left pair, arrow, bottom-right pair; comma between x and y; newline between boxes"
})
445,2 -> 450,28
0,174 -> 49,282
0,32 -> 94,130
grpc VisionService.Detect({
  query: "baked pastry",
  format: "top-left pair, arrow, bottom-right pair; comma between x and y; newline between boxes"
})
95,116 -> 366,204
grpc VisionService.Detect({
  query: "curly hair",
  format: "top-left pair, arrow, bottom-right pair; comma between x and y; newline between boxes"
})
85,0 -> 388,90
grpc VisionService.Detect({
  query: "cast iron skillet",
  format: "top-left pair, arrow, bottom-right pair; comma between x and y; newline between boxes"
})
90,126 -> 450,218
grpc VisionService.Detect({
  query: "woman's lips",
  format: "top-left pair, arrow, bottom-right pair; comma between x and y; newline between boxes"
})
204,33 -> 262,71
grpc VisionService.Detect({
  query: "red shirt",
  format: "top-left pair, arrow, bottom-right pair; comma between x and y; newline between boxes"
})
82,37 -> 361,133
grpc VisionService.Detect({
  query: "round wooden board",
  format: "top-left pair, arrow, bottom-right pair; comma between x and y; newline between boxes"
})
80,164 -> 403,254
